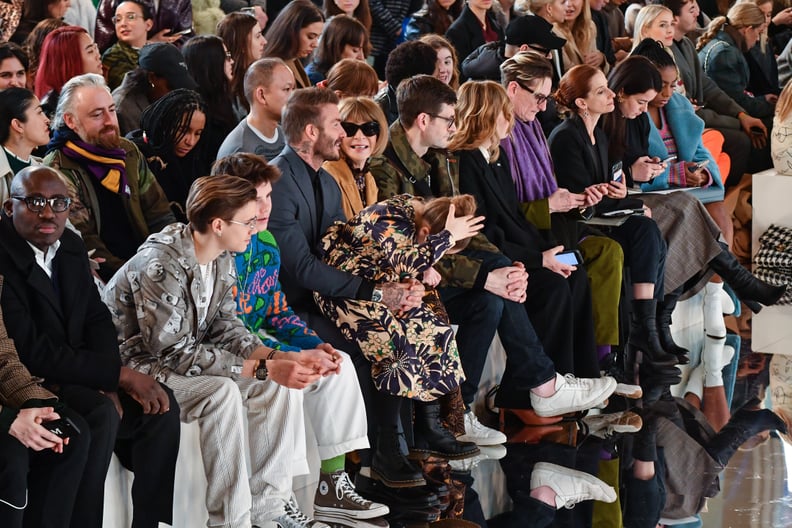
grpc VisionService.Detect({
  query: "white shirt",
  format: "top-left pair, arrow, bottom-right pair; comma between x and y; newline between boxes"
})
27,240 -> 61,278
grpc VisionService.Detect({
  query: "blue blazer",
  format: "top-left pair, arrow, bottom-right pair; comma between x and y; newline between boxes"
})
644,92 -> 724,202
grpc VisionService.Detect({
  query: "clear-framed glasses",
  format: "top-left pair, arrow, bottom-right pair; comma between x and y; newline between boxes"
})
227,217 -> 258,231
429,113 -> 455,130
224,51 -> 233,61
516,81 -> 552,105
112,13 -> 142,24
12,195 -> 72,213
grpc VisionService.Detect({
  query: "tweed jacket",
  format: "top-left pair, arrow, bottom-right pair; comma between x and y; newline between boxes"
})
102,223 -> 262,381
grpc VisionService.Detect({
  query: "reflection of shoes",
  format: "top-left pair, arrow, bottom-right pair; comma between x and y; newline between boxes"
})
275,497 -> 331,528
530,374 -> 617,417
531,462 -> 617,509
581,411 -> 642,438
448,444 -> 508,472
614,383 -> 642,399
314,471 -> 389,523
457,411 -> 506,445
353,474 -> 438,509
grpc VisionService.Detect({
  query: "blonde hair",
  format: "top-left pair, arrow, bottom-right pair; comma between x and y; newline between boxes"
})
419,33 -> 460,91
632,5 -> 674,49
741,0 -> 771,53
777,81 -> 792,122
337,96 -> 389,156
697,2 -> 766,51
557,0 -> 595,56
447,81 -> 514,162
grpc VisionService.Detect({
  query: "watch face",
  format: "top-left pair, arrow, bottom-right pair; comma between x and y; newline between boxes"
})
372,289 -> 383,303
255,364 -> 268,381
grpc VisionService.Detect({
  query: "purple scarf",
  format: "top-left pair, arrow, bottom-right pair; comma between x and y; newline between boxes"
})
59,135 -> 129,196
501,119 -> 557,202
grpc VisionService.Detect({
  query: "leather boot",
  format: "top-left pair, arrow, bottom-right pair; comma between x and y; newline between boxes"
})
628,299 -> 678,366
413,402 -> 480,460
705,407 -> 788,466
657,286 -> 689,364
372,428 -> 427,488
709,243 -> 786,312
354,473 -> 439,508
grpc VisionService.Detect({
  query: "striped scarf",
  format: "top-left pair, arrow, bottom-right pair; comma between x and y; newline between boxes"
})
60,137 -> 129,196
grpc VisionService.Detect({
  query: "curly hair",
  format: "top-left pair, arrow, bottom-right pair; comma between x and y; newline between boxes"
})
140,89 -> 207,158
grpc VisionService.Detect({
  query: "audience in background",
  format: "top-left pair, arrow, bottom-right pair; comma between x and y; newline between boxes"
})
322,58 -> 380,98
406,0 -> 464,40
0,88 -> 49,199
34,26 -> 103,109
446,0 -> 504,65
102,0 -> 154,90
262,0 -> 325,88
0,42 -> 27,90
217,11 -> 266,118
306,15 -> 370,85
324,0 -> 373,33
94,0 -> 191,52
21,17 -> 67,90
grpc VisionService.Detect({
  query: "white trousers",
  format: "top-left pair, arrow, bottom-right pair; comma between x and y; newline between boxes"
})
165,351 -> 368,527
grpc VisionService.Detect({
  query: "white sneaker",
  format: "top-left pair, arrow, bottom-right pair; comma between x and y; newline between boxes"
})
457,411 -> 507,445
530,374 -> 617,417
530,462 -> 617,509
582,410 -> 643,438
449,444 -> 508,471
275,497 -> 331,528
614,383 -> 642,399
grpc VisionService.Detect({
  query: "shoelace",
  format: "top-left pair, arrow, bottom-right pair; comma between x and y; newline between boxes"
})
283,498 -> 313,525
562,373 -> 587,387
334,472 -> 370,506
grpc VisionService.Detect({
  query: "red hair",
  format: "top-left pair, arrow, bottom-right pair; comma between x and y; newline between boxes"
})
34,26 -> 90,99
553,64 -> 601,115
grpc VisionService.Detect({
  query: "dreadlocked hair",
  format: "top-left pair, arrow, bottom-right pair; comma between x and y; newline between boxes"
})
140,89 -> 207,157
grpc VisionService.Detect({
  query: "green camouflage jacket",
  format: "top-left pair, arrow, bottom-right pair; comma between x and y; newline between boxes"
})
370,121 -> 503,290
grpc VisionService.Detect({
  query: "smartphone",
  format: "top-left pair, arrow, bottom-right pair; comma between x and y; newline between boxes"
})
692,159 -> 710,171
166,28 -> 192,36
659,155 -> 677,164
42,417 -> 82,439
601,208 -> 644,218
611,161 -> 623,183
556,250 -> 583,266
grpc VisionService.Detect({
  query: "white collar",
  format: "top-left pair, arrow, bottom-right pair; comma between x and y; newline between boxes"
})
27,240 -> 61,278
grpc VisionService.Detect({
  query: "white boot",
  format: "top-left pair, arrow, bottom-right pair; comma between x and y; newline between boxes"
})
685,363 -> 704,400
702,338 -> 734,387
704,283 -> 727,338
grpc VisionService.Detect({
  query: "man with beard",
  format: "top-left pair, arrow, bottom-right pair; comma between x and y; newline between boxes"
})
43,73 -> 175,282
217,57 -> 295,162
0,166 -> 180,528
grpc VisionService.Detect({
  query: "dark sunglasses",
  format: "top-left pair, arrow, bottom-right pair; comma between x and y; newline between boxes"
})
341,121 -> 380,137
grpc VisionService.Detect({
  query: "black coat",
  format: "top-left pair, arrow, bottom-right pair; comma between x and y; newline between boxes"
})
0,214 -> 120,392
456,148 -> 554,269
548,116 -> 643,216
445,6 -> 503,65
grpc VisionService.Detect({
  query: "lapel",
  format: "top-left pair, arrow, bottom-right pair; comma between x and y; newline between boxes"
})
473,149 -> 525,226
282,146 -> 317,230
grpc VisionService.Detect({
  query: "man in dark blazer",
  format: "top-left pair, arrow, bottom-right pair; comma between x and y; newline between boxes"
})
0,166 -> 180,528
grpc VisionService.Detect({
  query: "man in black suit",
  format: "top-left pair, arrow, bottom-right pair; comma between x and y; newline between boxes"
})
0,166 -> 180,528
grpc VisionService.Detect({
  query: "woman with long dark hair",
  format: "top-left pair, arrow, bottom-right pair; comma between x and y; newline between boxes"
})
183,35 -> 238,166
217,11 -> 265,117
263,0 -> 325,88
305,15 -> 370,85
323,0 -> 372,31
0,88 -> 50,200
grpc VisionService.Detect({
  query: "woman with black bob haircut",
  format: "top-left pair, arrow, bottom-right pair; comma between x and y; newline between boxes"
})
305,15 -> 370,85
127,89 -> 207,220
183,35 -> 238,169
263,0 -> 325,88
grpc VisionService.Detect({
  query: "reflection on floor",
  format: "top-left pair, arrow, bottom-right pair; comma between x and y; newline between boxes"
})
468,292 -> 792,527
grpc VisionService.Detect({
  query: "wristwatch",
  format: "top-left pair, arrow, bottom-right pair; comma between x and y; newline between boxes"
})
371,287 -> 384,303
254,359 -> 268,381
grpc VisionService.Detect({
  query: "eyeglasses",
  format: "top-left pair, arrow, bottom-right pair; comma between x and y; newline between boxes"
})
227,217 -> 258,231
429,113 -> 455,129
516,81 -> 552,105
340,121 -> 380,137
225,51 -> 233,61
112,13 -> 143,24
12,195 -> 72,213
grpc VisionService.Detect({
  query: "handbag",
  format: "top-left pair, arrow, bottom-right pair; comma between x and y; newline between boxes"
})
754,224 -> 792,304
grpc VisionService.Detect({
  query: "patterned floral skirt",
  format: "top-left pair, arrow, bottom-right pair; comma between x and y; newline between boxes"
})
315,294 -> 464,401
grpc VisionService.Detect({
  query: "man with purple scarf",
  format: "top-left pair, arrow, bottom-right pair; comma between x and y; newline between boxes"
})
43,73 -> 175,282
499,51 -> 625,368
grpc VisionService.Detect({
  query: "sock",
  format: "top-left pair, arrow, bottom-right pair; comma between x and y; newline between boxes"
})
320,454 -> 346,474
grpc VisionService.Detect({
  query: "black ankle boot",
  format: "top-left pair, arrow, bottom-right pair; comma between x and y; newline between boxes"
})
657,287 -> 689,364
705,407 -> 788,466
709,245 -> 786,312
372,428 -> 427,487
412,402 -> 480,460
628,299 -> 678,366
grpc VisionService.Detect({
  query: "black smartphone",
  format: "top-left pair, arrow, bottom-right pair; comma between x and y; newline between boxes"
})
42,417 -> 82,438
750,126 -> 765,137
556,249 -> 583,266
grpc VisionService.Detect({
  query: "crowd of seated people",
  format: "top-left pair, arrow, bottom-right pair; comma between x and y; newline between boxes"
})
1,0 -> 792,527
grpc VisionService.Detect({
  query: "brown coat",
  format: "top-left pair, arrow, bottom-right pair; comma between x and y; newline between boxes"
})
322,159 -> 379,220
0,275 -> 56,412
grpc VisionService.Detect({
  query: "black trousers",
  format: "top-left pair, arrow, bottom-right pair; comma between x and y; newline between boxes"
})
57,383 -> 180,528
0,406 -> 90,528
608,215 -> 667,299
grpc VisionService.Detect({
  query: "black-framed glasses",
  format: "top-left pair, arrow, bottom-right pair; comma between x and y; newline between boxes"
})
227,217 -> 258,231
112,13 -> 142,24
340,121 -> 380,137
516,81 -> 552,105
12,195 -> 71,213
429,113 -> 456,129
